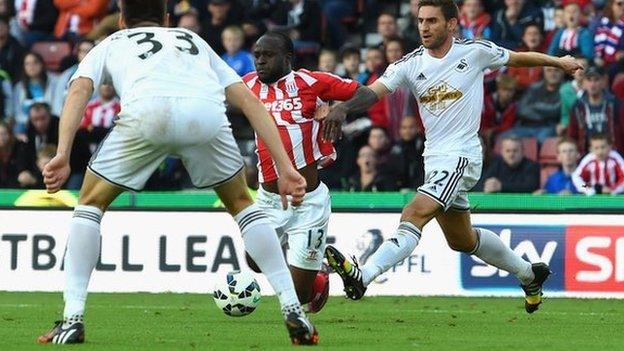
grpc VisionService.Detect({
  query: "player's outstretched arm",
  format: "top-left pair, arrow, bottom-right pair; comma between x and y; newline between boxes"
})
43,77 -> 94,193
319,82 -> 390,141
507,52 -> 584,75
225,82 -> 306,209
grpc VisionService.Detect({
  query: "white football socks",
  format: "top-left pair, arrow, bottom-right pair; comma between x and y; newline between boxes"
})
234,204 -> 302,317
472,228 -> 534,285
360,222 -> 421,286
63,205 -> 103,323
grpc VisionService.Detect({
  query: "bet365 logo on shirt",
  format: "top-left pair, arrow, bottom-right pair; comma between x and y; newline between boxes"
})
263,98 -> 303,112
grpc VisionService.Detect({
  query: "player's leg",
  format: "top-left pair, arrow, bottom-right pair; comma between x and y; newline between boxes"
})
37,171 -> 123,344
326,192 -> 438,300
38,108 -> 169,344
182,122 -> 317,345
436,206 -> 550,313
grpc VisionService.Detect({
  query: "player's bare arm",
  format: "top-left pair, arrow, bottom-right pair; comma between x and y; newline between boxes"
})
225,82 -> 306,209
319,82 -> 390,141
43,77 -> 94,193
507,52 -> 584,76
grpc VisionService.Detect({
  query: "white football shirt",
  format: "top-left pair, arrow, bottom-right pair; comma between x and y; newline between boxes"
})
71,27 -> 241,108
378,38 -> 510,158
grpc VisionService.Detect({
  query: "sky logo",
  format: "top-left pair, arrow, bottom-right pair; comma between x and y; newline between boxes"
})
461,226 -> 566,291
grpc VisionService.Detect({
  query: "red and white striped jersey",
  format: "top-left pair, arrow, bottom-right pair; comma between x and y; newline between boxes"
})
243,69 -> 358,183
572,150 -> 624,195
80,98 -> 121,129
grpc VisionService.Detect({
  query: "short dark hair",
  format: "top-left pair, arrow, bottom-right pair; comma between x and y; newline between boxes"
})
523,21 -> 543,36
418,0 -> 459,21
340,45 -> 360,60
262,31 -> 294,56
29,102 -> 52,115
121,0 -> 167,28
589,133 -> 611,144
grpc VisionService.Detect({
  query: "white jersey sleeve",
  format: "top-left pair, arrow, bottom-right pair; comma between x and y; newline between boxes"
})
69,38 -> 111,87
473,39 -> 510,70
203,42 -> 241,89
377,60 -> 409,93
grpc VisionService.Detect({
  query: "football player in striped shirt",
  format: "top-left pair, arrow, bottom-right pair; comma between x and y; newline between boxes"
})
242,31 -> 362,313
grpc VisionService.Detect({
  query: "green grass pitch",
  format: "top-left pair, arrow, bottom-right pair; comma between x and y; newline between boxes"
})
1,292 -> 623,350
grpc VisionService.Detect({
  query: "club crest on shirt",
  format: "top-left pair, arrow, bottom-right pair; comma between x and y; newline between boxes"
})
419,81 -> 463,116
285,81 -> 298,96
455,58 -> 469,73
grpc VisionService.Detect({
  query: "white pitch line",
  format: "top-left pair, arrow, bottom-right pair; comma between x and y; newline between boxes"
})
0,304 -> 620,317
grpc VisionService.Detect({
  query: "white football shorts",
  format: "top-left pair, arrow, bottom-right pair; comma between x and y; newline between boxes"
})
88,96 -> 244,191
255,182 -> 331,271
417,155 -> 482,211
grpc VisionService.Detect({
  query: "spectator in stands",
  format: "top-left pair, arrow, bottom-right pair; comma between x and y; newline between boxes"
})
0,69 -> 12,123
390,116 -> 425,190
505,66 -> 564,144
318,0 -> 354,50
377,13 -> 399,48
559,55 -> 588,135
31,143 -> 56,188
0,120 -> 28,188
594,0 -> 624,68
479,136 -> 540,193
349,145 -> 397,192
383,37 -> 417,140
366,125 -> 400,179
53,0 -> 108,43
318,49 -> 338,73
14,0 -> 58,47
201,0 -> 240,55
573,133 -> 624,195
178,11 -> 201,34
541,137 -> 580,194
80,84 -> 120,153
460,0 -> 492,40
377,13 -> 416,52
491,0 -> 544,50
547,1 -> 594,60
357,47 -> 387,128
568,65 -> 624,154
402,0 -> 422,48
0,17 -> 25,83
221,26 -> 254,76
12,52 -> 62,136
506,23 -> 545,92
269,0 -> 322,52
481,75 -> 518,144
56,39 -> 94,107
339,45 -> 361,80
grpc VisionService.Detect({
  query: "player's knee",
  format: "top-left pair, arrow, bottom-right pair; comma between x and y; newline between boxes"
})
401,202 -> 434,228
245,253 -> 262,273
447,237 -> 477,253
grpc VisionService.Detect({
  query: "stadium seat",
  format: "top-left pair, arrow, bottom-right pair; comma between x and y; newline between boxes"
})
31,41 -> 71,72
493,136 -> 538,162
540,165 -> 558,189
539,137 -> 559,166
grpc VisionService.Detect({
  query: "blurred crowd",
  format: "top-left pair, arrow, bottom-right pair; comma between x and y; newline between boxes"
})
0,0 -> 623,196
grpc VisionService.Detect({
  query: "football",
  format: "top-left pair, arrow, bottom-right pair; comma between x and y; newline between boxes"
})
213,271 -> 261,317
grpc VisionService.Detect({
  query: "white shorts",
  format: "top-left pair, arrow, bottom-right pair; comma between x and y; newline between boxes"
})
417,155 -> 482,211
89,97 -> 244,191
256,182 -> 331,271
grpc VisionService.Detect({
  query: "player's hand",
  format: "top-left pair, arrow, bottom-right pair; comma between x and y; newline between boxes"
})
43,154 -> 71,194
321,105 -> 347,142
314,103 -> 330,121
277,166 -> 307,210
559,55 -> 584,76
